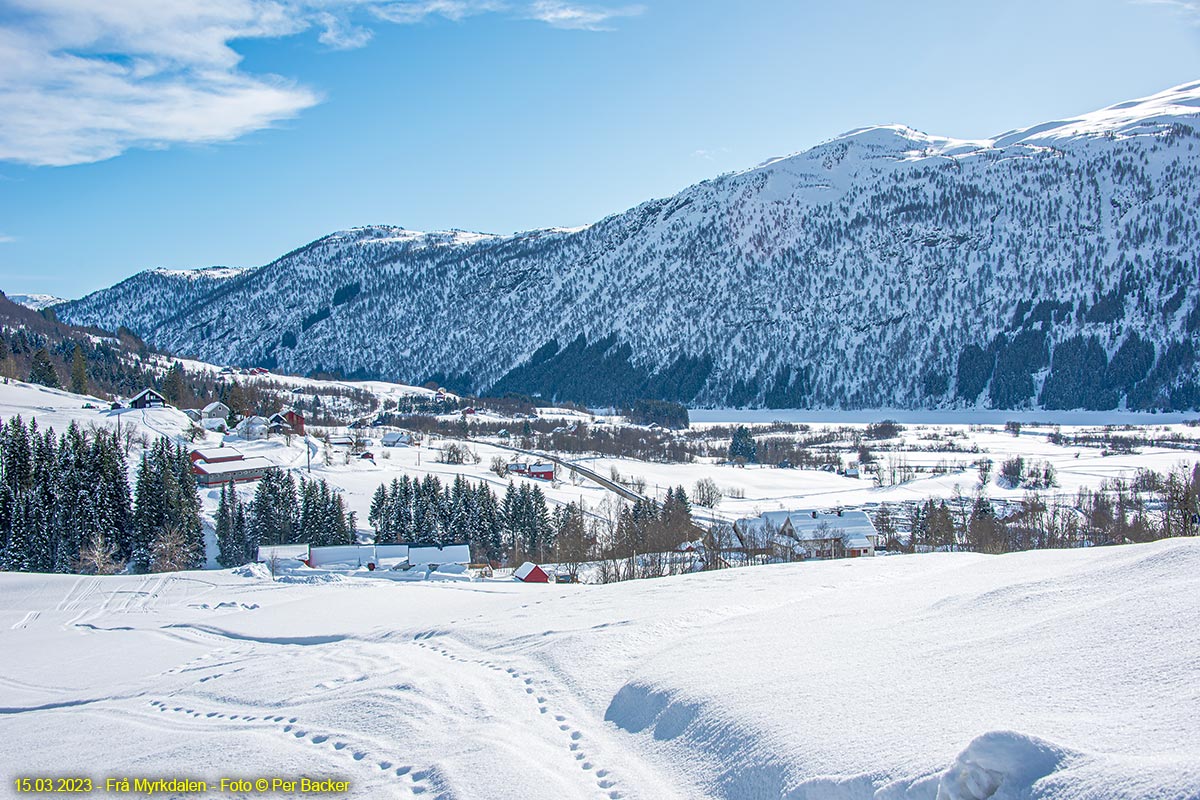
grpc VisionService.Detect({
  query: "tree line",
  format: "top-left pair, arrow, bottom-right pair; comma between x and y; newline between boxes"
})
214,470 -> 357,567
0,416 -> 204,574
869,463 -> 1200,554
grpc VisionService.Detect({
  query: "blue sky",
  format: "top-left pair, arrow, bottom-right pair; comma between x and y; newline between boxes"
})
0,0 -> 1198,298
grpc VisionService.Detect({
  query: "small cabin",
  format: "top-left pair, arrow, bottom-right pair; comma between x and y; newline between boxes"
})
129,388 -> 167,409
514,562 -> 550,583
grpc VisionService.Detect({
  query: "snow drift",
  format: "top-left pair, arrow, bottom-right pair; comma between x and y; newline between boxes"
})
1,540 -> 1198,799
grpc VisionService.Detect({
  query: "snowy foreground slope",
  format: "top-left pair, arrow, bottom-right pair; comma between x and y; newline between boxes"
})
2,541 -> 1198,800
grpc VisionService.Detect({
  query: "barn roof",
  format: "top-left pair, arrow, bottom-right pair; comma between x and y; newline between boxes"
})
191,447 -> 243,462
193,456 -> 275,476
514,561 -> 549,581
786,510 -> 878,542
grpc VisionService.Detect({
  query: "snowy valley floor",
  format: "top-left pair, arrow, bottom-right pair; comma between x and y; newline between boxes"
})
2,541 -> 1199,800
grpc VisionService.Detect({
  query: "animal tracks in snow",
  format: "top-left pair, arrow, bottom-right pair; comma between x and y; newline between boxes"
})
147,700 -> 441,796
414,635 -> 624,798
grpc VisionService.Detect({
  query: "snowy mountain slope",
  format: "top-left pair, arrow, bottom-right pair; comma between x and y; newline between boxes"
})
5,293 -> 66,311
60,266 -> 253,337
1,539 -> 1197,799
60,81 -> 1200,410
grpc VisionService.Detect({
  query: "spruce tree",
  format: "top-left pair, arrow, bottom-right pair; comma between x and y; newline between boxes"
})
28,347 -> 60,388
161,362 -> 186,406
233,490 -> 251,564
215,483 -> 240,568
369,484 -> 389,541
70,345 -> 88,395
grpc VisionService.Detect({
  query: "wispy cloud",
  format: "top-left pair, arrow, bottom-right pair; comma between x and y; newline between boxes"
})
315,11 -> 375,49
0,0 -> 643,168
0,234 -> 16,243
371,1 -> 508,24
1131,0 -> 1200,21
526,1 -> 644,31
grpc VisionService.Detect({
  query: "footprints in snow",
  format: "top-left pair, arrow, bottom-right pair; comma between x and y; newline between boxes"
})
148,701 -> 437,795
414,636 -> 622,798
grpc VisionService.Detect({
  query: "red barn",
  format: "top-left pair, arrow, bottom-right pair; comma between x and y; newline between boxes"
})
190,447 -> 243,465
268,409 -> 306,435
505,462 -> 556,481
514,562 -> 550,583
527,462 -> 555,481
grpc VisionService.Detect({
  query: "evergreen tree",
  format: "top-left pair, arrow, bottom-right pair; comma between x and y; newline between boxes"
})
132,438 -> 205,572
531,485 -> 552,560
28,347 -> 60,388
728,426 -> 757,463
369,484 -> 389,541
215,483 -> 241,568
161,362 -> 186,406
501,482 -> 520,562
70,345 -> 88,395
477,483 -> 503,563
234,490 -> 251,564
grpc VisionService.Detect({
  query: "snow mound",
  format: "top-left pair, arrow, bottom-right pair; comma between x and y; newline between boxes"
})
933,731 -> 1074,800
232,562 -> 271,580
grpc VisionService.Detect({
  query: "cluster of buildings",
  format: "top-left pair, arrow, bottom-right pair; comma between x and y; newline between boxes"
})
505,461 -> 556,481
733,509 -> 880,560
181,403 -> 306,439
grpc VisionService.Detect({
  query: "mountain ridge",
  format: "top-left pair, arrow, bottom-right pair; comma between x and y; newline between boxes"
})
58,80 -> 1200,410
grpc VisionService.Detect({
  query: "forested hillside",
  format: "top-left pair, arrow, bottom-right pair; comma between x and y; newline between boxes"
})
61,82 -> 1200,410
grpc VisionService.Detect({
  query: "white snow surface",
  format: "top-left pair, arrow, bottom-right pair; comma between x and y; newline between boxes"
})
1,541 -> 1198,799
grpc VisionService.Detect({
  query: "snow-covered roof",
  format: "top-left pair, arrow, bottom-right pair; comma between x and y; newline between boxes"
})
408,543 -> 470,566
193,456 -> 274,476
191,447 -> 242,462
203,401 -> 228,413
844,534 -> 873,550
129,388 -> 164,402
514,561 -> 548,581
787,510 -> 877,543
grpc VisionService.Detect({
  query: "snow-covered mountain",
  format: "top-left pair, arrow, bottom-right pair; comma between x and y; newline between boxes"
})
60,81 -> 1200,410
7,293 -> 66,311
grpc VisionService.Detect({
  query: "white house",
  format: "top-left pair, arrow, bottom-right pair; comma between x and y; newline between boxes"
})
235,415 -> 270,440
202,401 -> 230,421
735,509 -> 879,560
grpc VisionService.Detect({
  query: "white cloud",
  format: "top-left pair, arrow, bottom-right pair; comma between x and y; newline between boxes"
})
1132,0 -> 1200,21
0,234 -> 15,243
371,1 -> 508,24
315,12 -> 375,49
526,1 -> 644,30
0,0 -> 644,167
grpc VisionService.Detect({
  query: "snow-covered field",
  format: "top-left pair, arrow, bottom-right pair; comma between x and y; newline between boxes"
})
2,540 -> 1198,799
3,379 -> 1200,797
4,378 -> 1199,544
